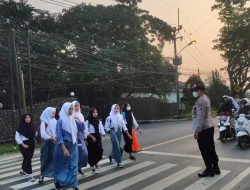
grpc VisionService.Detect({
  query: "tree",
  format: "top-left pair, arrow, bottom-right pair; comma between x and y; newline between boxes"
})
56,3 -> 175,105
0,0 -> 175,108
206,70 -> 230,109
182,74 -> 205,106
212,0 -> 250,97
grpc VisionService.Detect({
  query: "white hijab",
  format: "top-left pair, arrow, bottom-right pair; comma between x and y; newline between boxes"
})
40,107 -> 57,137
72,101 -> 85,123
59,102 -> 78,144
110,104 -> 123,129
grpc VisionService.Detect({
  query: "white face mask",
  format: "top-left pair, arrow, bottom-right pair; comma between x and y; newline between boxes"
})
126,106 -> 131,111
192,91 -> 199,98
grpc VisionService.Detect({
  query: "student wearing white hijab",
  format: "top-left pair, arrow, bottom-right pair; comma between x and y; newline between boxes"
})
38,107 -> 57,184
105,104 -> 132,168
53,102 -> 85,190
72,101 -> 94,175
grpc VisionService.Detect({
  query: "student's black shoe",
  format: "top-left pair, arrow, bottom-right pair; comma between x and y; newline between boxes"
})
198,169 -> 214,177
109,155 -> 114,164
38,176 -> 44,184
129,155 -> 136,160
19,171 -> 26,176
54,182 -> 62,190
95,164 -> 100,169
73,188 -> 79,190
78,169 -> 84,175
120,147 -> 123,156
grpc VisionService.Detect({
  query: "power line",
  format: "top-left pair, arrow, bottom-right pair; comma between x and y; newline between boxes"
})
50,0 -> 73,7
40,0 -> 70,8
61,0 -> 78,5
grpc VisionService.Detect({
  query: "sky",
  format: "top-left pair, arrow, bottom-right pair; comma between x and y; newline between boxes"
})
27,0 -> 227,81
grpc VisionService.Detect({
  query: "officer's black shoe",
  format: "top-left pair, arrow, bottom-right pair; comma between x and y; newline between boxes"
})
213,167 -> 221,175
213,162 -> 221,175
198,169 -> 214,177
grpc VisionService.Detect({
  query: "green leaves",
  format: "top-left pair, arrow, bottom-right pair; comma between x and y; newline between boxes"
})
0,0 -> 175,106
212,0 -> 250,97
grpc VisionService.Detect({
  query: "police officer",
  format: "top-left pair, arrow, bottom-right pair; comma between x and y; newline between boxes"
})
191,83 -> 220,177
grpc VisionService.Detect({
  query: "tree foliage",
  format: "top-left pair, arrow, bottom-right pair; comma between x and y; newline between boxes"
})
212,0 -> 250,97
206,70 -> 230,108
182,75 -> 205,106
0,0 -> 175,108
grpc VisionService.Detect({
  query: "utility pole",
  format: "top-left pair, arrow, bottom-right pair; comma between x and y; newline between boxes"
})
6,18 -> 16,145
11,29 -> 27,115
25,21 -> 34,121
173,8 -> 182,118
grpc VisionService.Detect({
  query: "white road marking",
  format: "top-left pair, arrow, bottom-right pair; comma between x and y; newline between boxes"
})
220,167 -> 250,190
0,160 -> 40,173
78,161 -> 155,190
0,157 -> 39,169
0,165 -> 40,179
32,159 -> 134,190
142,134 -> 193,150
102,163 -> 176,190
142,166 -> 201,190
141,150 -> 250,164
184,170 -> 230,190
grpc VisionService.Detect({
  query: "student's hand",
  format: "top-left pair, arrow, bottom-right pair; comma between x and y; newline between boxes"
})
50,137 -> 56,143
194,132 -> 199,140
138,128 -> 142,134
91,136 -> 97,143
63,147 -> 70,157
105,128 -> 111,133
22,144 -> 29,149
127,134 -> 132,140
74,117 -> 81,123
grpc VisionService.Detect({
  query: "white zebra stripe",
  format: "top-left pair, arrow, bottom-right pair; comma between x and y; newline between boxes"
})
31,159 -> 134,190
102,163 -> 176,190
78,161 -> 155,190
142,166 -> 201,190
184,170 -> 230,190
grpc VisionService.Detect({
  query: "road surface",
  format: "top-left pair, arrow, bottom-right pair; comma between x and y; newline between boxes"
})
0,120 -> 250,190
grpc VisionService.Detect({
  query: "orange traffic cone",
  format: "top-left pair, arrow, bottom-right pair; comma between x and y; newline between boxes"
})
132,129 -> 140,152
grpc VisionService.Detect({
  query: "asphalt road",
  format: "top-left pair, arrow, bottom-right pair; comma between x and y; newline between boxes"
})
1,120 -> 250,190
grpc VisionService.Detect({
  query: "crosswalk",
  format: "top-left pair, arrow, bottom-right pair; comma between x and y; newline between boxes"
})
0,151 -> 249,190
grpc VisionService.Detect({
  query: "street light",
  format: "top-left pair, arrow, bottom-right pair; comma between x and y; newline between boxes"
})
177,40 -> 196,56
70,91 -> 75,97
174,40 -> 196,117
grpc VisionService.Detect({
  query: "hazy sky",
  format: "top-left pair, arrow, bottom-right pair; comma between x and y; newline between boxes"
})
27,0 -> 227,80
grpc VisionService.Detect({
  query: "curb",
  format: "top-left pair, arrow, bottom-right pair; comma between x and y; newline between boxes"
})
138,119 -> 192,124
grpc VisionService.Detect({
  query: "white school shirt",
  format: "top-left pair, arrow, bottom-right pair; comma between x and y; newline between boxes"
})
105,116 -> 128,132
85,120 -> 105,136
40,121 -> 56,141
15,131 -> 29,145
123,112 -> 139,129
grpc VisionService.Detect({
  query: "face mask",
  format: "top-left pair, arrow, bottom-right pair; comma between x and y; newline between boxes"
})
192,91 -> 199,98
126,106 -> 131,111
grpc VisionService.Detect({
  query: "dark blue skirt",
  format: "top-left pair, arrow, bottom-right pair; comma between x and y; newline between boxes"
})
53,141 -> 78,188
40,140 -> 55,178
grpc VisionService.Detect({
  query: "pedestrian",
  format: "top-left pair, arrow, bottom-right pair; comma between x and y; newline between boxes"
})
121,103 -> 141,160
53,102 -> 85,190
85,108 -> 105,173
38,107 -> 57,184
15,114 -> 36,182
72,101 -> 89,175
55,107 -> 60,120
191,83 -> 220,177
105,104 -> 132,168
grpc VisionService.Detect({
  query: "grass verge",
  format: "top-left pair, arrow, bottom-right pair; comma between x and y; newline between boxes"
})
0,144 -> 40,156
